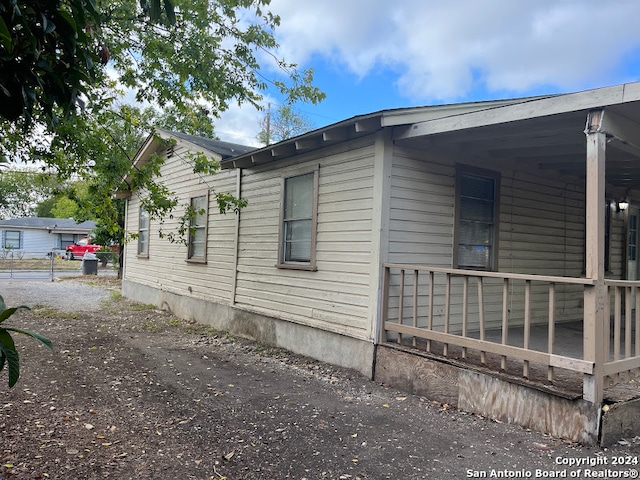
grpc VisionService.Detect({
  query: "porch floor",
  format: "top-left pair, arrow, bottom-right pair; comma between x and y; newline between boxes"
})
386,320 -> 640,404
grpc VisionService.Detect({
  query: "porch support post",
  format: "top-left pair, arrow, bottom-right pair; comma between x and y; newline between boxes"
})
583,109 -> 607,404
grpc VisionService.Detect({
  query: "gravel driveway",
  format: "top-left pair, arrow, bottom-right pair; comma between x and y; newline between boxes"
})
0,277 -> 115,312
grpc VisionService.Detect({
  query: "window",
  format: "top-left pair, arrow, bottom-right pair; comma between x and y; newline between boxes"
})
3,230 -> 21,249
59,234 -> 76,249
138,207 -> 150,256
455,166 -> 500,270
278,168 -> 318,270
187,194 -> 208,262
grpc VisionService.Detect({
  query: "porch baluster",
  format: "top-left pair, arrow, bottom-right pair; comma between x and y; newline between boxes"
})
636,287 -> 640,374
443,273 -> 451,357
523,280 -> 531,379
501,278 -> 509,371
462,276 -> 469,359
412,270 -> 418,347
398,269 -> 405,345
478,277 -> 486,365
427,271 -> 434,353
547,283 -> 556,381
614,286 -> 622,384
626,286 -> 633,381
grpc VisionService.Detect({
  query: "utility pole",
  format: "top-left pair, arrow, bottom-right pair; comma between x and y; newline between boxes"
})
265,103 -> 271,145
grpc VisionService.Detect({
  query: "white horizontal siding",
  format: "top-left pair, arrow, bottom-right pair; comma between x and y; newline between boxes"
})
235,138 -> 376,339
124,143 -> 239,305
386,147 -> 618,331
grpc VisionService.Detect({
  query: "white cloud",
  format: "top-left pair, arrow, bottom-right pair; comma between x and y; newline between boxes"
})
216,102 -> 266,147
268,0 -> 640,101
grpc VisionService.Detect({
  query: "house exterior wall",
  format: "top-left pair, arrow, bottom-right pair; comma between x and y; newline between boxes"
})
234,136 -> 377,341
122,136 -> 379,376
0,228 -> 56,256
386,146 -> 627,331
123,141 -> 239,306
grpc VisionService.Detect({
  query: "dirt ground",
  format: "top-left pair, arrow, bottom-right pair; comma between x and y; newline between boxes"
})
1,277 -> 640,480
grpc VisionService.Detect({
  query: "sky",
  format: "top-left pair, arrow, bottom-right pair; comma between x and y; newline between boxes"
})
215,0 -> 640,147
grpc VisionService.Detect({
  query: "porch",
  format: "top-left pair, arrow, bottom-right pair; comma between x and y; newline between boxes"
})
376,263 -> 640,445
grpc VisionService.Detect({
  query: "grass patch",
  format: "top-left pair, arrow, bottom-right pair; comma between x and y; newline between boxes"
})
0,258 -> 80,271
139,319 -> 165,332
182,322 -> 220,336
129,303 -> 156,311
30,305 -> 79,320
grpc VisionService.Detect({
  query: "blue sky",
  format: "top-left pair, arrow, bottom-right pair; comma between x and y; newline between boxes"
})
216,0 -> 640,146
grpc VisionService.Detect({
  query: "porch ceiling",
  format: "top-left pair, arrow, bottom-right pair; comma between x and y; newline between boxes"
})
393,100 -> 640,194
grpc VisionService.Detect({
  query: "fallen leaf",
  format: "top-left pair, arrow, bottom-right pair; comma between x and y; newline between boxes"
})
382,404 -> 390,408
396,397 -> 407,401
351,433 -> 358,438
533,442 -> 551,451
224,451 -> 235,461
195,459 -> 202,465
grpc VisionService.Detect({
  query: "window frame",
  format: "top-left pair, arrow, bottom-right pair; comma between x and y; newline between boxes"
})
3,230 -> 21,250
453,165 -> 501,271
187,191 -> 209,264
276,165 -> 319,271
138,205 -> 150,258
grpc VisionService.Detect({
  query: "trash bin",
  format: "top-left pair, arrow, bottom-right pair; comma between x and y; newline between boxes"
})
82,253 -> 99,275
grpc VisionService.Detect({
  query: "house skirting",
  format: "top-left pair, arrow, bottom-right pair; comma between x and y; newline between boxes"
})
121,280 -> 375,377
374,344 -> 602,446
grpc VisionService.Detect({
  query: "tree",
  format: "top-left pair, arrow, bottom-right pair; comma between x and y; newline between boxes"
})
0,169 -> 61,219
258,104 -> 315,145
0,0 -> 324,246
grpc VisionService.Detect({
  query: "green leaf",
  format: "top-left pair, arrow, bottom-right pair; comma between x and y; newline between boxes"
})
0,344 -> 20,388
0,16 -> 12,51
163,0 -> 176,25
150,0 -> 161,22
0,306 -> 29,323
0,328 -> 15,351
57,10 -> 77,33
5,328 -> 53,351
41,13 -> 56,35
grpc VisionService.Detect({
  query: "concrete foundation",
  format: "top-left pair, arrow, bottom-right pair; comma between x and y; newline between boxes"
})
375,344 -> 602,445
600,397 -> 640,446
122,280 -> 375,377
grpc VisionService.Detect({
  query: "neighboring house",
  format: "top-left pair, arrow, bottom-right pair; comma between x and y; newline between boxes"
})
121,83 -> 640,445
0,217 -> 96,258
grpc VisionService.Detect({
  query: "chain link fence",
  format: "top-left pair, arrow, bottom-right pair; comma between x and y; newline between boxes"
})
0,250 -> 118,280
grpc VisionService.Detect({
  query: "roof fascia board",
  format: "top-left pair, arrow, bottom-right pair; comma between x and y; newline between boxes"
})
222,113 -> 385,169
394,83 -> 640,140
380,97 -> 551,127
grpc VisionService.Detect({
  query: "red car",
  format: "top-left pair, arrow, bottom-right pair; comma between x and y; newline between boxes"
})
65,238 -> 103,260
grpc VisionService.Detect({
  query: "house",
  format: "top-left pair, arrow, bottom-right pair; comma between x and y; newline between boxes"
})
0,217 -> 96,258
121,83 -> 640,446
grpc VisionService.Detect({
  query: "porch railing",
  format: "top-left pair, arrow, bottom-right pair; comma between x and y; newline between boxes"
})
604,280 -> 640,386
380,264 -> 605,391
